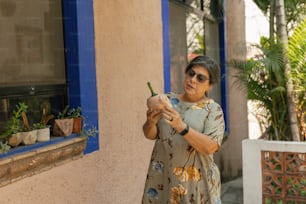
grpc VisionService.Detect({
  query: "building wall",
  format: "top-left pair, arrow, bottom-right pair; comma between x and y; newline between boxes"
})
0,0 -> 248,203
215,0 -> 249,181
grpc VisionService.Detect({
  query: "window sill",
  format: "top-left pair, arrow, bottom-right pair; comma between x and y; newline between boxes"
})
0,135 -> 87,188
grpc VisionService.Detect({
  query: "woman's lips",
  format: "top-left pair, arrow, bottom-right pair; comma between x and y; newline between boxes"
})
186,83 -> 195,90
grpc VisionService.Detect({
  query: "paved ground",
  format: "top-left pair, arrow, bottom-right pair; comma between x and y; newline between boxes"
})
221,177 -> 243,204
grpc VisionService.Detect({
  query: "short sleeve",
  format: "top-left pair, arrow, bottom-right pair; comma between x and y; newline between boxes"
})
202,102 -> 225,146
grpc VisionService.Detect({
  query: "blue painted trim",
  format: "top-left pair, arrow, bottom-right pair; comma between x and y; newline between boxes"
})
219,19 -> 230,134
62,0 -> 99,154
161,0 -> 171,93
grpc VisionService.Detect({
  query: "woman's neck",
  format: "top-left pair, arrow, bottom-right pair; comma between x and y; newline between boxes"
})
180,93 -> 208,103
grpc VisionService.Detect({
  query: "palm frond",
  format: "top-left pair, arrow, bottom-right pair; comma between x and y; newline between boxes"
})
288,18 -> 306,95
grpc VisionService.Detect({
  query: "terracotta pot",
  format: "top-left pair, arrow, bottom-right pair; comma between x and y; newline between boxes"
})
37,127 -> 50,142
72,117 -> 82,133
53,118 -> 73,136
22,130 -> 37,145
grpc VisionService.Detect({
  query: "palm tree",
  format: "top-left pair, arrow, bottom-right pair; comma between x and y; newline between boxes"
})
230,41 -> 290,140
229,1 -> 305,141
275,0 -> 300,141
288,18 -> 306,141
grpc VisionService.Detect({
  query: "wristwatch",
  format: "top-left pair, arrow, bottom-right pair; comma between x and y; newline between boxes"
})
179,124 -> 189,136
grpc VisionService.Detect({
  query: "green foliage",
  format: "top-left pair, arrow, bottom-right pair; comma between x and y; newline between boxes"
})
209,0 -> 224,22
252,0 -> 306,33
33,123 -> 49,130
0,141 -> 10,154
58,105 -> 83,119
80,118 -> 98,139
0,102 -> 28,139
288,18 -> 306,140
229,17 -> 306,141
229,41 -> 290,140
288,18 -> 306,95
57,105 -> 69,119
67,106 -> 82,118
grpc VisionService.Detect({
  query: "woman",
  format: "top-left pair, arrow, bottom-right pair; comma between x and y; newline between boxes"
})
142,55 -> 225,204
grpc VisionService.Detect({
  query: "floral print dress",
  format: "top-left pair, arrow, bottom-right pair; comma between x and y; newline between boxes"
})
142,93 -> 225,204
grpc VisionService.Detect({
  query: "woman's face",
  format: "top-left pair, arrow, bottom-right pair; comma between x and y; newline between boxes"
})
183,65 -> 211,100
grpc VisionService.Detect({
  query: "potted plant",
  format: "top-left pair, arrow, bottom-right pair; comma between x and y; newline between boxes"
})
0,102 -> 27,147
20,111 -> 37,145
67,106 -> 83,134
33,123 -> 50,142
53,105 -> 74,137
33,105 -> 54,142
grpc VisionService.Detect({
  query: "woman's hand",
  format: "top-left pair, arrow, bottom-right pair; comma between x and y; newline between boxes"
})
143,109 -> 162,140
162,106 -> 186,133
162,106 -> 220,155
146,109 -> 162,125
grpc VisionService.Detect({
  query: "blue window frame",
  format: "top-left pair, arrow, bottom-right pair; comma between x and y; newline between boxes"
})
63,0 -> 99,154
161,0 -> 229,133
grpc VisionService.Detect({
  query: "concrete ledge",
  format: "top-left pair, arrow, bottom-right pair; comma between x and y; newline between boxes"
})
0,137 -> 87,188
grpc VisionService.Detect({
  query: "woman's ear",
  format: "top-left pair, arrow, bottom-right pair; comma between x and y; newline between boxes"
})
206,85 -> 213,95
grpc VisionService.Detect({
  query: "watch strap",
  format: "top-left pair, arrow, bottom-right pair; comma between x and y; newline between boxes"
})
179,124 -> 189,136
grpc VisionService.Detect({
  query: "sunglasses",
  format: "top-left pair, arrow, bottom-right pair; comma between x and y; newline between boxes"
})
186,69 -> 209,83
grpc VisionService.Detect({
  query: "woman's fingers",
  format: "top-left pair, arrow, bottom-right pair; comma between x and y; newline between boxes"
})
147,109 -> 162,124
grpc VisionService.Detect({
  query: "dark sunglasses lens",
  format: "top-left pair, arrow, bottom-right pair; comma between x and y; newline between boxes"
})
197,75 -> 207,83
187,69 -> 208,83
188,70 -> 196,77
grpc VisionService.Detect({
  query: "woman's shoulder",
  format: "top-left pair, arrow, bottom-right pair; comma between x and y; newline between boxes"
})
192,99 -> 223,112
206,100 -> 224,116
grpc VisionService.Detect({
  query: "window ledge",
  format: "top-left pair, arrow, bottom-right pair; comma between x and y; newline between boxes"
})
0,136 -> 86,188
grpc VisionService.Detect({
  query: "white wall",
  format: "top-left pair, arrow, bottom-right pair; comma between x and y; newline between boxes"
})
243,139 -> 306,204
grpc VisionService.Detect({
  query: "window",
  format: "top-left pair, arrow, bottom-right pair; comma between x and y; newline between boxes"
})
168,0 -> 221,103
0,0 -> 66,132
0,0 -> 99,154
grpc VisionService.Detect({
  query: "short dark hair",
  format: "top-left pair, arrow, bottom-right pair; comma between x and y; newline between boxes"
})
185,55 -> 220,85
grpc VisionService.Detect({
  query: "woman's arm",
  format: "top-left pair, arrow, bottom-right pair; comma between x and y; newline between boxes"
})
143,109 -> 162,140
162,105 -> 224,155
182,127 -> 219,155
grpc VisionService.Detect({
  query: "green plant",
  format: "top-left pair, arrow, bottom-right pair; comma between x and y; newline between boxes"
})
57,105 -> 83,119
33,104 -> 54,130
230,40 -> 291,140
0,102 -> 28,139
57,105 -> 69,119
80,118 -> 98,139
33,123 -> 49,129
288,18 -> 306,141
67,106 -> 82,118
229,15 -> 306,141
40,103 -> 54,126
0,141 -> 10,154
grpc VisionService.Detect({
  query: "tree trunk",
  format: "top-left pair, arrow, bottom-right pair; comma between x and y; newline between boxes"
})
275,0 -> 300,141
269,0 -> 275,41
